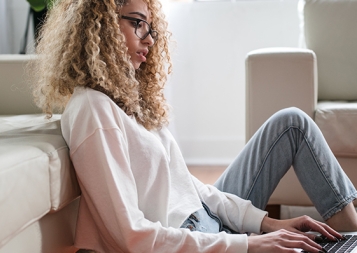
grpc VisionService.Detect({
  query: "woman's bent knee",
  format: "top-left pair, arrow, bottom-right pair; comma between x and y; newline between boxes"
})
271,107 -> 310,125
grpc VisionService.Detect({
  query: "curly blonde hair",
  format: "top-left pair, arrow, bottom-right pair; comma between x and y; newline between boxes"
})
31,0 -> 172,130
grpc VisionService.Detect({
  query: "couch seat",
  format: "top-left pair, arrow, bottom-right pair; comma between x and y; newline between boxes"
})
315,101 -> 357,158
0,114 -> 80,248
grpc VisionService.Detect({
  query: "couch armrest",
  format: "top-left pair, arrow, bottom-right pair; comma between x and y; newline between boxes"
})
245,47 -> 317,142
0,54 -> 41,115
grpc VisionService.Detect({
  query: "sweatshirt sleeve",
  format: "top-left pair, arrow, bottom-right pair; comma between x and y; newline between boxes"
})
71,127 -> 251,253
191,175 -> 267,235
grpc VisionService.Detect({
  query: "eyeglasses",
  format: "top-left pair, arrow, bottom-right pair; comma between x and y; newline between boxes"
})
120,15 -> 158,44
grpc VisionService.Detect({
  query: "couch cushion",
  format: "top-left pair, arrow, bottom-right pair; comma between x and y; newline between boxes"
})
0,145 -> 51,248
0,114 -> 80,248
315,101 -> 357,157
301,0 -> 357,100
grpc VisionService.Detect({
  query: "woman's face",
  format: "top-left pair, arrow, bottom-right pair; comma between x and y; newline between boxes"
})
119,0 -> 155,69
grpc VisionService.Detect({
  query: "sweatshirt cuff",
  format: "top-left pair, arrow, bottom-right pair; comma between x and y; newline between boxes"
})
225,233 -> 248,253
242,204 -> 267,234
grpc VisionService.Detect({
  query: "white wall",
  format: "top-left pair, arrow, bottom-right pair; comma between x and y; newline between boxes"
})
0,0 -> 11,53
163,1 -> 301,165
2,0 -> 301,166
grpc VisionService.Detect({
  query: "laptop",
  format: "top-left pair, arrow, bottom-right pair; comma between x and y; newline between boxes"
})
295,232 -> 357,253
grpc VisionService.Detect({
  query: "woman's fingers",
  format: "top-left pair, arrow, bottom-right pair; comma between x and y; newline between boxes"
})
282,230 -> 323,252
278,215 -> 344,242
293,216 -> 343,241
248,229 -> 324,253
310,220 -> 344,240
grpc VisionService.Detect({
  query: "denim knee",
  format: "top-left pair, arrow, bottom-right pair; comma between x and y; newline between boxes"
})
275,107 -> 307,120
270,107 -> 312,129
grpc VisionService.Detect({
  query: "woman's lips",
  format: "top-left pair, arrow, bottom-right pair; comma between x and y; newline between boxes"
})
137,52 -> 146,62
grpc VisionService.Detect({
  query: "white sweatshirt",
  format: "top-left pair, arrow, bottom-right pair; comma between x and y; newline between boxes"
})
61,87 -> 267,253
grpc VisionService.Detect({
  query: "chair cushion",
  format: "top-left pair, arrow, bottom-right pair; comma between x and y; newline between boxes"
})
315,101 -> 357,157
0,114 -> 80,248
301,0 -> 357,100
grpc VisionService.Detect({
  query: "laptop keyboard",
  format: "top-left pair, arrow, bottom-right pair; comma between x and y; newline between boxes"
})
302,235 -> 357,253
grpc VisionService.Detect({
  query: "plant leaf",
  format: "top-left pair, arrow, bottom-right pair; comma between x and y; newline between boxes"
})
26,0 -> 46,12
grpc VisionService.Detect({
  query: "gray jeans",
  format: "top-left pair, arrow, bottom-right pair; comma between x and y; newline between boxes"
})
181,107 -> 357,233
215,107 -> 357,221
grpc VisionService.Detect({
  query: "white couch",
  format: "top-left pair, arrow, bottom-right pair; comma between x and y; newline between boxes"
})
245,0 -> 357,219
0,54 -> 80,253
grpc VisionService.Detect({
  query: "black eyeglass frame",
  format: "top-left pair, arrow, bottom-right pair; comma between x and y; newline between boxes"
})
120,15 -> 158,42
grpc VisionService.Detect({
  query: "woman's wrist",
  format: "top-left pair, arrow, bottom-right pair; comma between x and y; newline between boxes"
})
260,216 -> 279,233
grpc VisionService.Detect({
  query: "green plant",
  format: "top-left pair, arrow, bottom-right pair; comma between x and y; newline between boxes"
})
26,0 -> 54,12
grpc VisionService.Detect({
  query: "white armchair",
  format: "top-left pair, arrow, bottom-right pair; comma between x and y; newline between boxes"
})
245,0 -> 357,219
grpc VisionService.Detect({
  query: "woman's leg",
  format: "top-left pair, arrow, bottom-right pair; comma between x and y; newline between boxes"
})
214,107 -> 357,229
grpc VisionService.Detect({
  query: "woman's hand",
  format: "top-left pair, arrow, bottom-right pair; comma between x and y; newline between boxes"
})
248,229 -> 324,253
247,215 -> 344,253
261,215 -> 343,241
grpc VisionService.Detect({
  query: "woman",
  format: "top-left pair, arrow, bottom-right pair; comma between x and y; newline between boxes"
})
31,0 -> 357,252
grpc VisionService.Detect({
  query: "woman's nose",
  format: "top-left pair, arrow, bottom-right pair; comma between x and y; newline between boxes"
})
142,33 -> 155,47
